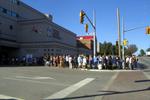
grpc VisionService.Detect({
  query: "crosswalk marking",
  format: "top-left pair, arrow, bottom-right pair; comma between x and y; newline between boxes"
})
15,76 -> 55,80
143,72 -> 150,79
95,72 -> 119,100
0,94 -> 24,100
44,78 -> 95,99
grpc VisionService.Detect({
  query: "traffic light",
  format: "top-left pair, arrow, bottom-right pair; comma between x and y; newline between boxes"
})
85,24 -> 88,33
123,39 -> 128,46
80,10 -> 85,24
116,41 -> 118,46
146,26 -> 150,34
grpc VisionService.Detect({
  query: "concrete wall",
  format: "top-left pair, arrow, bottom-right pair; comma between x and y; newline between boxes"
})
0,0 -> 77,57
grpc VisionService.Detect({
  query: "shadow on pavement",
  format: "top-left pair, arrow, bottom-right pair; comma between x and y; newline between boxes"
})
143,69 -> 150,72
46,87 -> 150,100
0,65 -> 44,67
135,79 -> 150,83
137,63 -> 148,70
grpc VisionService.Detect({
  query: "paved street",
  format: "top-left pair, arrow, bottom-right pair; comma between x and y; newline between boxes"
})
0,58 -> 149,100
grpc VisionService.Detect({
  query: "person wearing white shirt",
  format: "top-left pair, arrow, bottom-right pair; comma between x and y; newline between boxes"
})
82,56 -> 87,69
69,56 -> 72,69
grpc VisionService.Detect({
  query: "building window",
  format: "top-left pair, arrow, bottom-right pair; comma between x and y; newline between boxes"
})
0,6 -> 19,18
11,12 -> 16,17
7,10 -> 11,16
17,1 -> 20,5
52,29 -> 60,39
16,14 -> 19,18
11,11 -> 19,18
51,53 -> 54,55
0,7 -> 3,12
9,25 -> 13,30
44,49 -> 46,51
10,0 -> 20,5
51,49 -> 54,51
2,8 -> 7,14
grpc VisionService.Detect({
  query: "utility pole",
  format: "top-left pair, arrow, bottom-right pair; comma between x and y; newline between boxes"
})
122,17 -> 125,69
122,23 -> 148,69
117,8 -> 121,58
93,10 -> 96,57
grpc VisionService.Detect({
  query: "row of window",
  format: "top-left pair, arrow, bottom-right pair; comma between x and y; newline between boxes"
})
0,21 -> 14,30
0,6 -> 19,18
44,49 -> 54,52
10,0 -> 20,5
44,49 -> 62,53
52,29 -> 60,39
44,53 -> 65,56
43,49 -> 75,54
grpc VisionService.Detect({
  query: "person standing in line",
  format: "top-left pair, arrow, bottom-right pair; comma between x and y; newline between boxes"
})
77,55 -> 83,68
65,55 -> 69,67
69,55 -> 73,69
88,55 -> 93,69
72,56 -> 78,69
82,56 -> 87,69
129,56 -> 133,70
59,56 -> 63,68
125,56 -> 130,69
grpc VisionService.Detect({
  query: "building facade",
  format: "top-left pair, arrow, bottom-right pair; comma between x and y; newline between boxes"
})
76,35 -> 93,55
0,0 -> 77,59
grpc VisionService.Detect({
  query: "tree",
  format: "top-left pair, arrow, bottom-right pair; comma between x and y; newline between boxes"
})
125,44 -> 138,56
139,49 -> 146,56
99,41 -> 114,55
146,48 -> 150,51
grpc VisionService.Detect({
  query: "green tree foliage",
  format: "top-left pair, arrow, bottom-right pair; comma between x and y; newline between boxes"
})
146,48 -> 150,51
139,49 -> 146,56
125,44 -> 138,56
98,42 -> 138,56
99,41 -> 114,55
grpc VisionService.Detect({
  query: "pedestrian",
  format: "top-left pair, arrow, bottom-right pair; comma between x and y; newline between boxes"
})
77,55 -> 83,68
82,56 -> 87,69
68,55 -> 73,69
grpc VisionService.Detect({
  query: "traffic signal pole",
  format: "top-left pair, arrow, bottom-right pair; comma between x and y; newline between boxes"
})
121,17 -> 148,69
80,10 -> 96,57
93,10 -> 96,57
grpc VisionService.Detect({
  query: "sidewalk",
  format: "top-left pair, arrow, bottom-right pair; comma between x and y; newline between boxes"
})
98,71 -> 150,100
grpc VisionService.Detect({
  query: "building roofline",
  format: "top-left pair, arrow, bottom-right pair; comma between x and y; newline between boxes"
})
52,22 -> 76,36
20,1 -> 52,20
19,1 -> 76,37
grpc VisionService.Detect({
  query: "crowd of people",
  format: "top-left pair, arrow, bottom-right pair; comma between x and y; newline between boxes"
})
0,54 -> 138,70
0,56 -> 44,66
43,54 -> 139,70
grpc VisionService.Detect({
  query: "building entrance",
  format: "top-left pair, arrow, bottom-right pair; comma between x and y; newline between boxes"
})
0,46 -> 19,65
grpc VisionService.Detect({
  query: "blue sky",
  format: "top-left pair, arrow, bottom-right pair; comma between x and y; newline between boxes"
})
22,0 -> 150,54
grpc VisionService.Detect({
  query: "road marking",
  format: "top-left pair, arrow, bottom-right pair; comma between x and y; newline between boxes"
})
143,72 -> 150,79
44,78 -> 95,99
89,69 -> 140,72
95,72 -> 119,100
15,76 -> 55,80
4,77 -> 68,86
0,94 -> 24,100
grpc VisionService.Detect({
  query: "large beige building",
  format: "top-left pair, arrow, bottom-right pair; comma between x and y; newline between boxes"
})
0,0 -> 77,58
